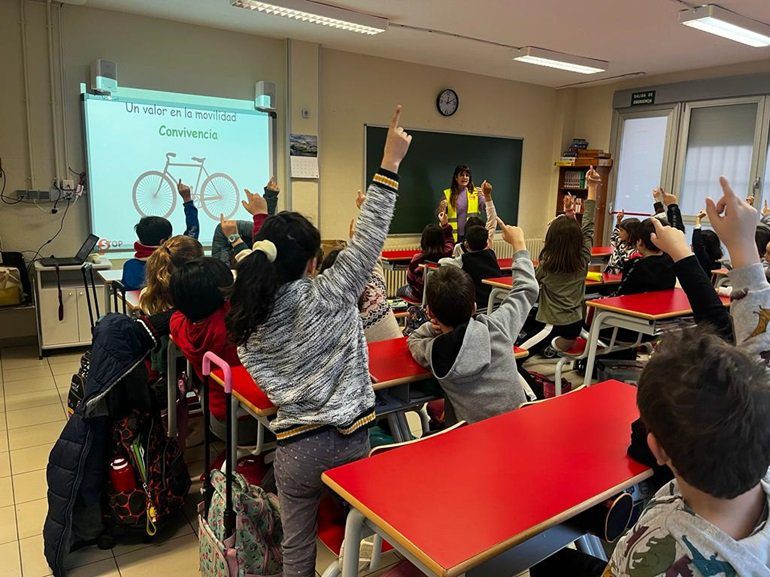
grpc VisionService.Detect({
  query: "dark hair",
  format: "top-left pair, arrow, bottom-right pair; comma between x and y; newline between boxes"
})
426,266 -> 475,328
449,165 -> 474,209
756,226 -> 770,259
466,216 -> 484,230
465,225 -> 488,252
618,218 -> 641,245
700,229 -> 723,262
135,216 -> 172,247
539,216 -> 583,274
227,212 -> 321,345
638,328 -> 770,498
421,224 -> 447,261
637,219 -> 660,252
170,257 -> 233,322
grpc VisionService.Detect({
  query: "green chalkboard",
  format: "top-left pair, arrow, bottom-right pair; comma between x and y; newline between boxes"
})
365,126 -> 523,235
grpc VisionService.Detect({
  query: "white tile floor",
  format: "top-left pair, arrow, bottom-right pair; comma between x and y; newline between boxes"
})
0,345 -> 407,577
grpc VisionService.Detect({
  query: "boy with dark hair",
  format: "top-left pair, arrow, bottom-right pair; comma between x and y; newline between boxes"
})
408,219 -> 538,425
606,177 -> 770,577
122,181 -> 200,290
440,183 -> 501,309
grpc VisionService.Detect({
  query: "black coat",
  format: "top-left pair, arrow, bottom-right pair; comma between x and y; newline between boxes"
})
43,313 -> 161,576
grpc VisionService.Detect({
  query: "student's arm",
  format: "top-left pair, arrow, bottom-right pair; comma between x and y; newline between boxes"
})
437,215 -> 455,257
605,214 -> 623,273
488,220 -> 538,339
178,182 -> 200,239
691,212 -> 714,274
451,243 -> 463,257
314,106 -> 412,307
676,255 -> 733,342
615,258 -> 644,296
263,177 -> 280,216
407,322 -> 441,369
580,167 -> 600,265
664,192 -> 685,232
481,181 -> 497,247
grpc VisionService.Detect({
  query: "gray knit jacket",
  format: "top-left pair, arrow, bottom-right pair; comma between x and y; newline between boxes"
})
236,172 -> 398,440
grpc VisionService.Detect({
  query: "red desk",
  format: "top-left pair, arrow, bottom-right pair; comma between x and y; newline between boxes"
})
381,249 -> 420,267
323,380 -> 651,577
482,273 -> 621,312
580,288 -> 730,386
368,336 -> 431,390
591,246 -> 612,258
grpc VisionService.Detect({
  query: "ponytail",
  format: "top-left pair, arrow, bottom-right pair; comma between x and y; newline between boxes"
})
140,235 -> 203,314
227,212 -> 320,345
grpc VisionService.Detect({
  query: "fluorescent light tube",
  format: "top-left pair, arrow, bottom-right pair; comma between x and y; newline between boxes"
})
513,47 -> 607,74
679,4 -> 770,47
231,0 -> 388,35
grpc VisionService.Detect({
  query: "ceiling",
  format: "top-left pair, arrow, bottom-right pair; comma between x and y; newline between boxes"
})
81,0 -> 770,88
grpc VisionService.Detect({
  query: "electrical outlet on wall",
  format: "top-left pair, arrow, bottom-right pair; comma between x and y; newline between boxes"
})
61,179 -> 75,191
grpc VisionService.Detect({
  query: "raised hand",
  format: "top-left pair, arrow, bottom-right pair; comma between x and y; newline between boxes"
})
438,199 -> 448,213
695,209 -> 707,227
662,189 -> 678,207
763,200 -> 770,217
265,176 -> 280,194
652,187 -> 663,203
496,217 -> 526,252
563,193 -> 575,214
242,189 -> 268,216
585,166 -> 601,184
381,105 -> 412,173
649,218 -> 691,262
356,190 -> 366,209
746,195 -> 755,207
616,210 -> 625,225
438,211 -> 449,227
177,180 -> 192,203
220,213 -> 238,238
481,180 -> 493,200
705,176 -> 759,269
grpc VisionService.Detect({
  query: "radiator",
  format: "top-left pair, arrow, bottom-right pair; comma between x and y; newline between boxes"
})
382,238 -> 543,298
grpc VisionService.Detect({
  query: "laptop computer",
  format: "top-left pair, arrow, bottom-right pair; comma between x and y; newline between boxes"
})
40,234 -> 100,267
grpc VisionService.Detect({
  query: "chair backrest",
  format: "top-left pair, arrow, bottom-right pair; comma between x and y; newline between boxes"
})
368,421 -> 467,457
519,384 -> 587,409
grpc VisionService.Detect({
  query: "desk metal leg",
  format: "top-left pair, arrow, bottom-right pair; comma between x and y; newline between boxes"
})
581,311 -> 607,388
340,509 -> 365,577
386,413 -> 407,443
103,281 -> 112,314
577,534 -> 608,562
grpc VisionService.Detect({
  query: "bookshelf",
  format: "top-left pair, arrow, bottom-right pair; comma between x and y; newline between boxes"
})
554,155 -> 613,246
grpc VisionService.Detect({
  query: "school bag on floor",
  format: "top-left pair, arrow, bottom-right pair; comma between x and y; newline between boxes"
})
104,408 -> 190,537
199,352 -> 283,577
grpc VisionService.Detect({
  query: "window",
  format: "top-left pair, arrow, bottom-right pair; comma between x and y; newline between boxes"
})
678,102 -> 759,215
614,115 -> 670,218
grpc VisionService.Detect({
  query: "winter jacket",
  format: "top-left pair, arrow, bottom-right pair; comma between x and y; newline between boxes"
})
44,313 -> 165,576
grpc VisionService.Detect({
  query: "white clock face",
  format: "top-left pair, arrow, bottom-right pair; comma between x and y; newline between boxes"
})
437,89 -> 458,116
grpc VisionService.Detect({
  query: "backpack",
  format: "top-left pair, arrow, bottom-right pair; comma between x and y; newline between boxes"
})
105,409 -> 190,535
201,469 -> 283,577
66,350 -> 91,416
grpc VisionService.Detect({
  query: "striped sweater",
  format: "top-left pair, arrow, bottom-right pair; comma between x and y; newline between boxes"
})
237,170 -> 399,442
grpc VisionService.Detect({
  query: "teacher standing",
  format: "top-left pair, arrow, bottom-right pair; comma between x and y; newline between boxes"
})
437,165 -> 486,242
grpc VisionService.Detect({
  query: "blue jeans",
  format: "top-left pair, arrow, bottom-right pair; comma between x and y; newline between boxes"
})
273,428 -> 370,577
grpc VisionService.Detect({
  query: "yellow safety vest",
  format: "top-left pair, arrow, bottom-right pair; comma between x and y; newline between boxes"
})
443,187 -> 481,241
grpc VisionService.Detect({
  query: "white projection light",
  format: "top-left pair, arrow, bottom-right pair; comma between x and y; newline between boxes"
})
513,47 -> 607,75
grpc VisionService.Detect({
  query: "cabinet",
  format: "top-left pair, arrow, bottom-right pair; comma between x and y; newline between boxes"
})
554,157 -> 613,246
33,260 -> 111,357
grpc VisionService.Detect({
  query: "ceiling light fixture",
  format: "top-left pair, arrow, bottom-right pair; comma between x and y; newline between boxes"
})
513,47 -> 607,74
231,0 -> 388,35
679,4 -> 770,47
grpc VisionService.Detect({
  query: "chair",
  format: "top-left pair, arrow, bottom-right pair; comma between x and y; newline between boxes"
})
318,422 -> 468,577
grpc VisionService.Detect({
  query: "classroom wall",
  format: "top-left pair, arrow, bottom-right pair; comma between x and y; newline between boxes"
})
319,49 -> 561,243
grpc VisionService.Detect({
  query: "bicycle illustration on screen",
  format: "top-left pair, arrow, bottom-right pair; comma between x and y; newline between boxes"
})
132,153 -> 239,220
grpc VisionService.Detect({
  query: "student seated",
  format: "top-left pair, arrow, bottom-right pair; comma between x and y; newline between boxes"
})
407,219 -> 538,425
169,257 -> 257,443
607,176 -> 770,577
440,184 -> 501,309
396,215 -> 455,303
450,180 -> 497,257
122,181 -> 200,290
614,218 -> 676,295
605,211 -> 641,275
211,178 -> 279,266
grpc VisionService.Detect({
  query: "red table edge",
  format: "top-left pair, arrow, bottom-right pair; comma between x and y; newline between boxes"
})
209,371 -> 277,417
321,458 -> 651,577
587,293 -> 729,321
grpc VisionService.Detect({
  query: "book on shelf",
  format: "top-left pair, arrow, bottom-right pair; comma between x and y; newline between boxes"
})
555,158 -> 575,166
